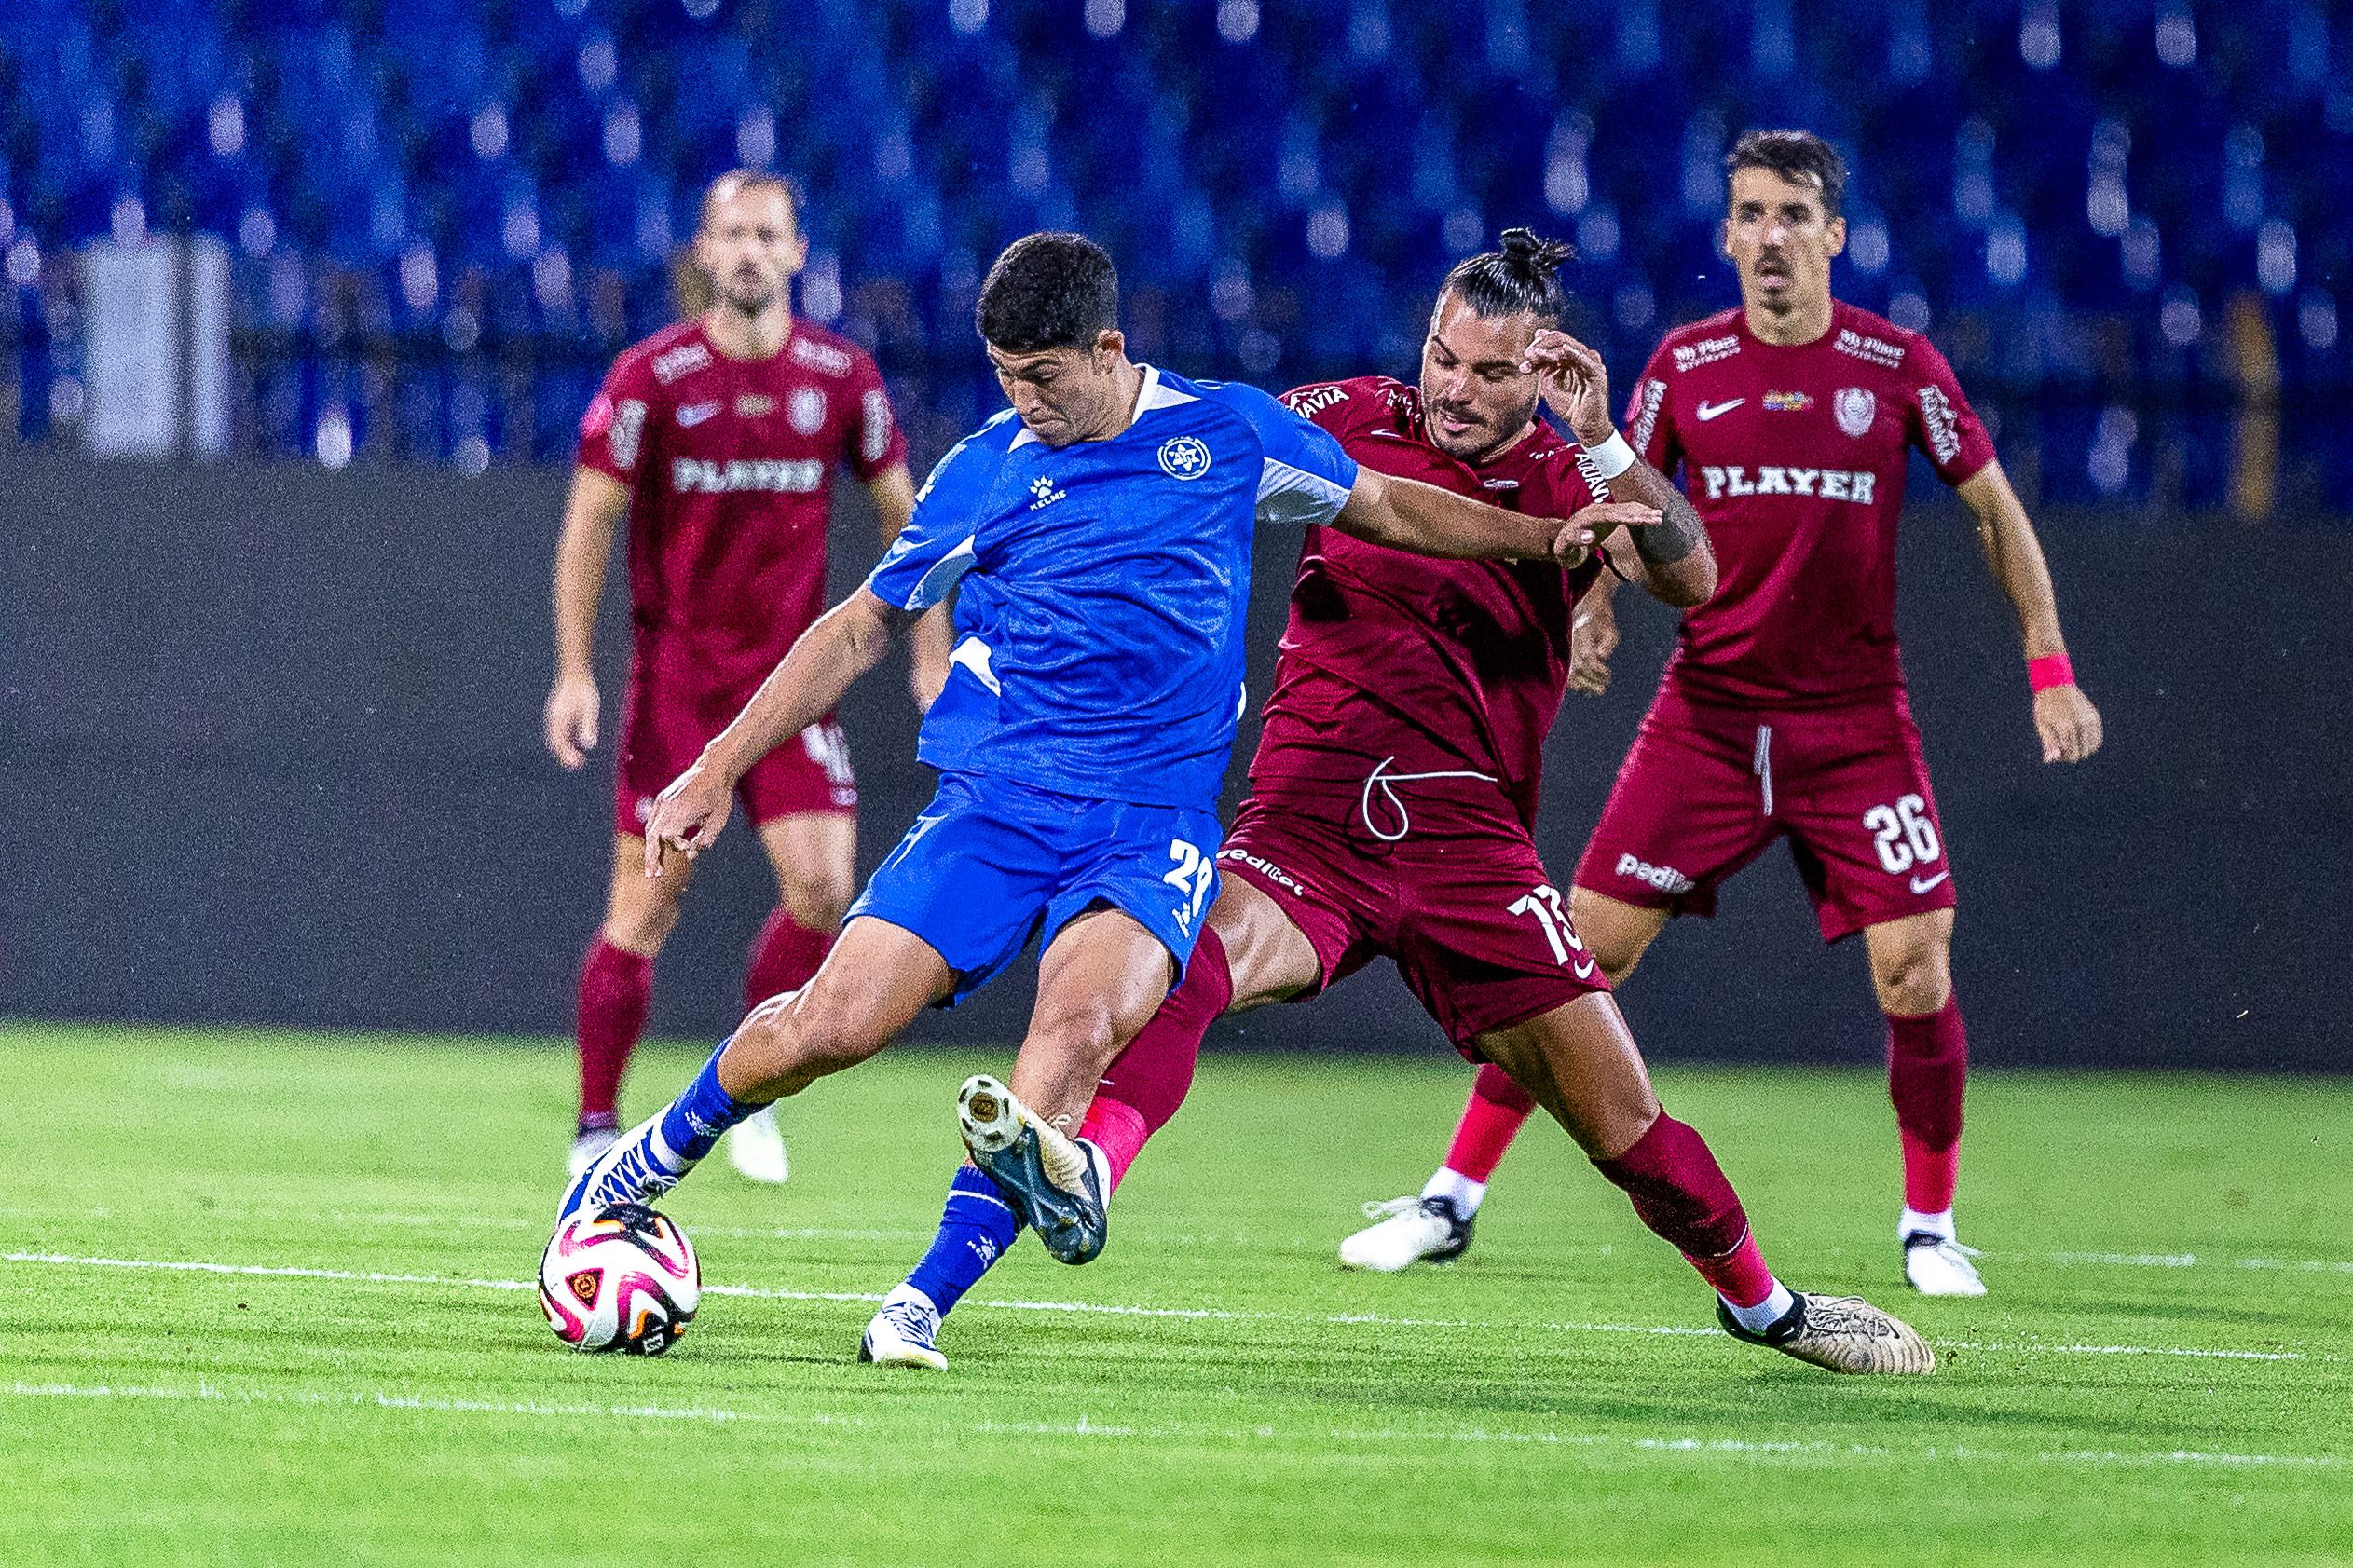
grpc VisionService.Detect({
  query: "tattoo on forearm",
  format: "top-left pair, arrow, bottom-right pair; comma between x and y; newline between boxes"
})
1634,498 -> 1704,566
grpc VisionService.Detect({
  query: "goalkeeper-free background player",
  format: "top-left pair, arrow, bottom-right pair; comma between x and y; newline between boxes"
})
1345,130 -> 2104,1297
557,232 -> 1633,1275
546,170 -> 947,1183
859,232 -> 1935,1379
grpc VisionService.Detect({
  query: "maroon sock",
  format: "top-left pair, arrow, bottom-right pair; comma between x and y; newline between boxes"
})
1082,927 -> 1232,1188
745,906 -> 834,1012
1443,1062 -> 1538,1182
1593,1112 -> 1754,1265
1887,996 -> 1966,1211
578,934 -> 653,1125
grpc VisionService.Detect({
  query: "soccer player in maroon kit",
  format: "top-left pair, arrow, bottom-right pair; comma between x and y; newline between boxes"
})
860,232 -> 1934,1377
1348,131 -> 2104,1297
545,171 -> 946,1179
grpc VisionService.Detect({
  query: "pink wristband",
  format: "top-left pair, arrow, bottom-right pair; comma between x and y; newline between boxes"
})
2028,653 -> 2074,692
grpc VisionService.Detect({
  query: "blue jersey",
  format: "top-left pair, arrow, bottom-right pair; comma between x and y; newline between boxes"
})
864,365 -> 1359,811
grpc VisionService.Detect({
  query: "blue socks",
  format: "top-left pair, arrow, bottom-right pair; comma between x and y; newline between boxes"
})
906,1165 -> 1022,1316
657,1040 -> 759,1166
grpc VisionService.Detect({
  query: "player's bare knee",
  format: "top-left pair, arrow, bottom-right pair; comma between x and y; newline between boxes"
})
1569,1095 -> 1660,1163
1026,999 -> 1127,1070
729,979 -> 885,1085
1872,943 -> 1952,1017
781,875 -> 854,934
601,902 -> 679,957
1566,888 -> 1656,985
1597,947 -> 1643,987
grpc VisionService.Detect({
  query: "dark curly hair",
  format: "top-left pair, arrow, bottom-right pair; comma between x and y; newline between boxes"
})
976,232 -> 1120,352
1439,228 -> 1576,323
1724,130 -> 1849,219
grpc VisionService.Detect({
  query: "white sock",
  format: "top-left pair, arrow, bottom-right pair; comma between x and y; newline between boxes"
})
1078,1138 -> 1113,1204
1720,1281 -> 1797,1333
1900,1207 -> 1956,1244
1422,1166 -> 1486,1217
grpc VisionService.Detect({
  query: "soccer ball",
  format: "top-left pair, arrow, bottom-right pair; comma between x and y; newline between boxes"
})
538,1203 -> 701,1355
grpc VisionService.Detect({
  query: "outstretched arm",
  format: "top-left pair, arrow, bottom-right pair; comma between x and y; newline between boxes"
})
1565,561 -> 1622,697
544,467 -> 632,769
1522,329 -> 1716,608
1954,462 -> 2102,763
865,462 -> 955,712
642,588 -> 912,873
1335,466 -> 1658,566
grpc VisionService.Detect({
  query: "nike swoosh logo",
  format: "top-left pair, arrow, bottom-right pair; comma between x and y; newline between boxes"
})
1695,398 -> 1746,421
1572,954 -> 1596,980
677,402 -> 721,426
1908,871 -> 1950,895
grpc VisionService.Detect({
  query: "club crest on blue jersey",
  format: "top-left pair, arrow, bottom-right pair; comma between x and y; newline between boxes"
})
1157,436 -> 1211,480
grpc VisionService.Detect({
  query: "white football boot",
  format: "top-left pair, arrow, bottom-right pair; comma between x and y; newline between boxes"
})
1338,1195 -> 1475,1272
1903,1233 -> 1988,1296
567,1125 -> 620,1179
724,1104 -> 790,1184
858,1284 -> 948,1370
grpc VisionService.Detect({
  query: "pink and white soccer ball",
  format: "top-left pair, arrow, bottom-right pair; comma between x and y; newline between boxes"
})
539,1203 -> 701,1355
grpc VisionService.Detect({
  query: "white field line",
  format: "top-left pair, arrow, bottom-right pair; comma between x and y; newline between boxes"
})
0,1207 -> 931,1244
2,1250 -> 2323,1363
3,1381 -> 2337,1470
16,1207 -> 2351,1274
2046,1250 -> 2353,1274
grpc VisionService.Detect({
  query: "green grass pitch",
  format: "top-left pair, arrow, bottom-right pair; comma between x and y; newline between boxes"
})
3,1023 -> 2347,1566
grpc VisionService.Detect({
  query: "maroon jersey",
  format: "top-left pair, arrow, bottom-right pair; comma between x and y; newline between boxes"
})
1625,302 -> 1996,707
576,318 -> 907,690
1252,376 -> 1605,829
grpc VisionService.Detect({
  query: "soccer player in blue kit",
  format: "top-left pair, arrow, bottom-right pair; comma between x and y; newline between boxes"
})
558,233 -> 1653,1265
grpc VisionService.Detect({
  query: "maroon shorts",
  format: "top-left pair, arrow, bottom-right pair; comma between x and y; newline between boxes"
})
1572,683 -> 1956,943
613,663 -> 856,836
1218,781 -> 1609,1059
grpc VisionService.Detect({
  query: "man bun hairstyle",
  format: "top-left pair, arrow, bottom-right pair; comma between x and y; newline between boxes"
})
976,232 -> 1120,352
1440,227 -> 1577,323
1724,130 -> 1849,220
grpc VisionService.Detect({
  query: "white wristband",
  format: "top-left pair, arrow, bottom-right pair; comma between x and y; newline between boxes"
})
1580,429 -> 1637,481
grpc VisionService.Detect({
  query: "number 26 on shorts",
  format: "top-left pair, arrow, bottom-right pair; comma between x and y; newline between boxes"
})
1864,793 -> 1942,874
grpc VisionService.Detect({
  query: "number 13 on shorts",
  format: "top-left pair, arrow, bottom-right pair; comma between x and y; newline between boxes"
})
1508,884 -> 1596,977
1163,839 -> 1216,934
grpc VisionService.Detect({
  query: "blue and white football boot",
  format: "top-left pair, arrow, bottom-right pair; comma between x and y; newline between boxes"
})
956,1074 -> 1111,1265
859,1284 -> 949,1370
557,1111 -> 697,1221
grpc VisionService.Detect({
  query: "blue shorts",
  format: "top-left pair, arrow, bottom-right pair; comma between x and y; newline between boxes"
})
846,772 -> 1223,1007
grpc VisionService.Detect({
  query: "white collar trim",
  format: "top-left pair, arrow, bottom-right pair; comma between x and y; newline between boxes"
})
1005,362 -> 1193,451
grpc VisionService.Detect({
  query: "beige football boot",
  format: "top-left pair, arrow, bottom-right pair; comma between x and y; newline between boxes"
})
1718,1291 -> 1937,1374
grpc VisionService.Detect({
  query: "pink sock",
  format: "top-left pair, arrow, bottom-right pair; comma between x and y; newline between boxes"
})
746,907 -> 833,1011
1079,1098 -> 1149,1191
1901,1127 -> 1962,1217
578,935 -> 653,1125
1686,1231 -> 1777,1309
1594,1113 -> 1774,1301
1081,927 -> 1233,1190
1443,1062 -> 1537,1182
1888,998 -> 1966,1213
